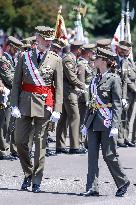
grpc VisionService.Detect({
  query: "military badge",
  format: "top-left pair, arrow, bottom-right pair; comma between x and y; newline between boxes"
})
102,91 -> 108,97
66,62 -> 73,69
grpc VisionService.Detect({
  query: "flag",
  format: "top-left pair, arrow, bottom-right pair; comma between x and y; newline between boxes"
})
74,13 -> 85,42
55,12 -> 68,45
111,22 -> 121,53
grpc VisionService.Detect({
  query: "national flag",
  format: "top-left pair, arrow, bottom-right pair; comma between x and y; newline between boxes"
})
55,12 -> 68,45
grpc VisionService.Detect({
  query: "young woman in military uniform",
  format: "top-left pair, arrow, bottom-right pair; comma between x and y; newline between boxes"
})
81,47 -> 130,197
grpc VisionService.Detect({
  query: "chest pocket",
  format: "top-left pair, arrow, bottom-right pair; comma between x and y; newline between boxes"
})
41,65 -> 54,77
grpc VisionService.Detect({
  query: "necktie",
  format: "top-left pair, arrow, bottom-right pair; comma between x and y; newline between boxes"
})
97,72 -> 102,83
12,57 -> 15,66
37,52 -> 43,65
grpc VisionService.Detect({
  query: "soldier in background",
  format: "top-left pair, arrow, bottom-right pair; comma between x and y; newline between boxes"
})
56,40 -> 87,154
10,26 -> 63,193
77,44 -> 96,148
116,41 -> 136,147
0,36 -> 23,160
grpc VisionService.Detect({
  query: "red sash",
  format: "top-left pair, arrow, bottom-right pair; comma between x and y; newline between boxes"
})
22,83 -> 55,108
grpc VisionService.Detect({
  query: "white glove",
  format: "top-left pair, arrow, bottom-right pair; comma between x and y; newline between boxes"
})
109,128 -> 118,138
85,84 -> 89,89
81,125 -> 88,136
122,99 -> 128,109
2,87 -> 10,107
50,111 -> 60,123
11,106 -> 21,118
3,87 -> 10,96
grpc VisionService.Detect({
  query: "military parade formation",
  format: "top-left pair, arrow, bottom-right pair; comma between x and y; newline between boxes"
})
0,1 -> 136,199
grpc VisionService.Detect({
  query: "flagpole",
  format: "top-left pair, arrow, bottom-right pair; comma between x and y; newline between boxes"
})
121,0 -> 125,41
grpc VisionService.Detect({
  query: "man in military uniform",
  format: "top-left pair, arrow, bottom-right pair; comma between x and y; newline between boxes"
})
81,48 -> 130,197
0,36 -> 23,160
10,26 -> 63,193
116,41 -> 136,147
56,40 -> 87,154
77,44 -> 96,147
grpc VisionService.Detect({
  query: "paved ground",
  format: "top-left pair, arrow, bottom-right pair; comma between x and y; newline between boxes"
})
0,146 -> 136,205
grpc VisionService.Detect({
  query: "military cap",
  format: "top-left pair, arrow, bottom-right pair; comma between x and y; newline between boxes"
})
118,40 -> 132,51
23,36 -> 36,44
96,39 -> 111,48
70,40 -> 84,48
35,26 -> 55,40
82,43 -> 96,51
21,36 -> 36,48
8,36 -> 23,49
96,47 -> 117,60
21,39 -> 31,48
52,38 -> 65,48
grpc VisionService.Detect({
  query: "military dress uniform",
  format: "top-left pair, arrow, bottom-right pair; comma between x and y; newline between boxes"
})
77,58 -> 92,122
125,58 -> 136,144
81,48 -> 129,197
56,41 -> 86,153
10,27 -> 63,191
0,48 -> 15,158
116,41 -> 136,146
77,44 -> 96,147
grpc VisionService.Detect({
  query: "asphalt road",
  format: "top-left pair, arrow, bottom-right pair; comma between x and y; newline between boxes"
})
0,147 -> 136,205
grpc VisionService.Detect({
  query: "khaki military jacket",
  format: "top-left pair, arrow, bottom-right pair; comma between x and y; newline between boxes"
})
76,57 -> 93,103
10,48 -> 63,117
126,58 -> 136,96
0,52 -> 14,89
63,52 -> 85,97
84,71 -> 122,130
116,56 -> 136,100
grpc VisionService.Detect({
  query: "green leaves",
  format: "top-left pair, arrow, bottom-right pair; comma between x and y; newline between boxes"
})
0,0 -> 135,41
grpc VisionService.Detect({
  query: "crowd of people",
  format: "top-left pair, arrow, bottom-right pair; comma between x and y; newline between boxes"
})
0,25 -> 135,195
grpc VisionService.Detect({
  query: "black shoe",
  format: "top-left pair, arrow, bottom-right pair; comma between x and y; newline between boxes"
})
21,175 -> 32,190
47,137 -> 56,143
115,181 -> 130,197
32,184 -> 41,193
69,148 -> 87,154
56,148 -> 69,154
29,151 -> 33,159
10,153 -> 19,160
125,141 -> 135,147
0,155 -> 16,161
80,190 -> 99,197
117,142 -> 128,148
45,149 -> 56,157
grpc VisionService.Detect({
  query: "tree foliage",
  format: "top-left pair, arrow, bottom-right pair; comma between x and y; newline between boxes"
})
0,0 -> 135,41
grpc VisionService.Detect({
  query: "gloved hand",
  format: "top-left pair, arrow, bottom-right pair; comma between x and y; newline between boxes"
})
85,84 -> 89,89
122,99 -> 128,109
3,87 -> 10,96
3,87 -> 10,107
81,125 -> 88,136
50,111 -> 60,123
11,106 -> 21,118
109,128 -> 118,137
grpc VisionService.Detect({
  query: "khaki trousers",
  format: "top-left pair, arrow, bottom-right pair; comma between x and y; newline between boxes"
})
86,128 -> 128,192
56,93 -> 80,149
15,111 -> 50,185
